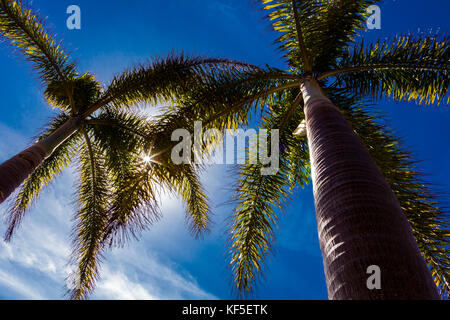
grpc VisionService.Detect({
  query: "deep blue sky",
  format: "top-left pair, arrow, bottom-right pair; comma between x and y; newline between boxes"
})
0,0 -> 449,300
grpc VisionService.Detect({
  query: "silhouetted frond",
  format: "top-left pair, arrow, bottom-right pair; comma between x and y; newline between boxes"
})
179,67 -> 300,131
312,0 -> 380,73
164,163 -> 211,237
45,73 -> 101,112
98,108 -> 213,244
86,109 -> 149,183
69,131 -> 110,300
101,164 -> 161,248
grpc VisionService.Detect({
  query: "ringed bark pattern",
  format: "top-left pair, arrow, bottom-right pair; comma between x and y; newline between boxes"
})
304,95 -> 439,300
0,144 -> 48,204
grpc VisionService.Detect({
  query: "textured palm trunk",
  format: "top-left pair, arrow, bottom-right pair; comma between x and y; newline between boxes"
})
300,78 -> 439,300
0,117 -> 80,204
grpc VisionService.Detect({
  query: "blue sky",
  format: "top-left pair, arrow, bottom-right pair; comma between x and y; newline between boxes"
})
0,0 -> 449,300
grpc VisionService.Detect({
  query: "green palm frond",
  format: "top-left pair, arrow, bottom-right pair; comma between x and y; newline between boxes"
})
86,110 -> 167,247
0,0 -> 77,110
97,108 -> 212,244
322,35 -> 450,106
83,54 -> 261,117
45,73 -> 101,112
86,110 -> 149,183
69,130 -> 110,300
229,91 -> 310,295
163,163 -> 211,237
178,166 -> 210,237
101,163 -> 161,248
311,0 -> 380,73
261,0 -> 379,72
261,0 -> 324,71
180,67 -> 300,131
4,113 -> 81,241
125,66 -> 299,150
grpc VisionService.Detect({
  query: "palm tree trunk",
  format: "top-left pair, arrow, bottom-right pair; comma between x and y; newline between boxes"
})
0,117 -> 80,204
300,78 -> 439,300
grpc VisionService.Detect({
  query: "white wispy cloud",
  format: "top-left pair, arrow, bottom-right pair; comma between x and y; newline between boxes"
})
0,122 -> 29,160
208,0 -> 241,19
0,269 -> 44,300
0,123 -> 216,300
95,269 -> 157,300
94,247 -> 216,300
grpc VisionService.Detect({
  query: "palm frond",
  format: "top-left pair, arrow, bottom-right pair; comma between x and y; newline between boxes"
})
323,35 -> 450,106
4,113 -> 81,241
132,66 -> 299,154
290,0 -> 312,72
178,66 -> 300,131
163,163 -> 211,237
45,73 -> 101,112
260,0 -> 379,72
312,0 -> 380,73
69,130 -> 109,300
261,0 -> 325,71
83,54 -> 261,116
229,91 -> 310,295
96,72 -> 299,250
101,164 -> 161,248
86,109 -> 149,183
97,108 -> 213,243
0,0 -> 77,110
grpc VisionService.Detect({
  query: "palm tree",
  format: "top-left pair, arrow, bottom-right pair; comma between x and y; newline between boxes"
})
174,0 -> 449,299
0,0 -> 254,299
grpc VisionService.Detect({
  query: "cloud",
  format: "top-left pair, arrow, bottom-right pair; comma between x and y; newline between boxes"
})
208,0 -> 240,19
95,269 -> 157,300
0,269 -> 44,300
0,122 -> 216,300
0,122 -> 28,160
93,247 -> 217,300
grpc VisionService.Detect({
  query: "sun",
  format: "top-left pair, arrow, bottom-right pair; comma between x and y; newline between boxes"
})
141,152 -> 162,165
142,155 -> 152,164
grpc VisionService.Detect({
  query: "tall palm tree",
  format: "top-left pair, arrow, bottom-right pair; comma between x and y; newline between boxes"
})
0,0 -> 254,299
171,0 -> 449,299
